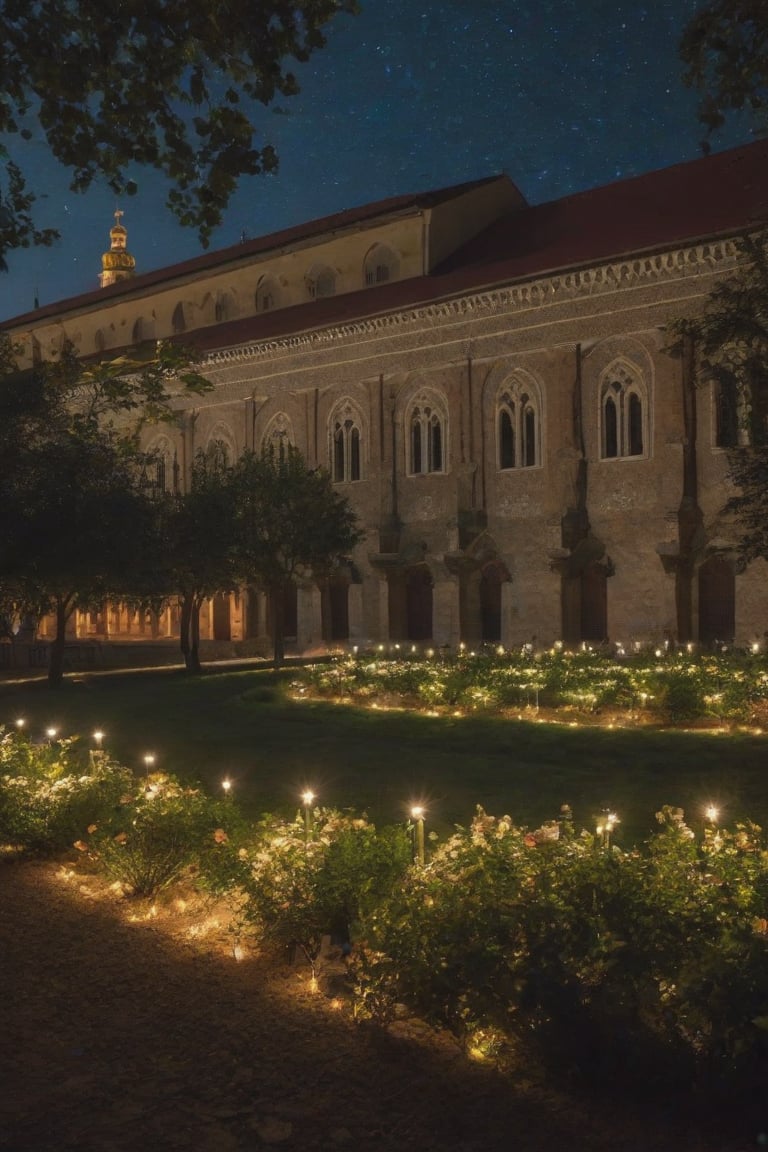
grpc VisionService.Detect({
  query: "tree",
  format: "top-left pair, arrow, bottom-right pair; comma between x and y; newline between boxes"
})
675,228 -> 768,564
151,444 -> 239,674
0,338 -> 213,686
0,0 -> 357,267
0,427 -> 159,687
680,0 -> 768,147
231,445 -> 362,665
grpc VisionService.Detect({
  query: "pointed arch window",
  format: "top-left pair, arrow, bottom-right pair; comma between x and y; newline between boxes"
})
329,401 -> 363,482
262,412 -> 294,453
407,391 -> 447,475
599,362 -> 648,460
497,377 -> 541,469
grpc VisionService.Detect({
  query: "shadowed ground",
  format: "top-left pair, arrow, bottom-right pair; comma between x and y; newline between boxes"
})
0,859 -> 755,1152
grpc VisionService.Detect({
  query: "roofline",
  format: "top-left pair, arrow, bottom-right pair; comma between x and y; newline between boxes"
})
2,173 -> 513,329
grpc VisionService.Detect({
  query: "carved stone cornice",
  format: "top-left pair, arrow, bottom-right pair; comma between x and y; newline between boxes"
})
203,238 -> 741,368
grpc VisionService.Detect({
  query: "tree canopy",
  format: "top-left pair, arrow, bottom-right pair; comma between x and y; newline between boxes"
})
231,446 -> 362,664
676,229 -> 768,565
0,0 -> 357,267
680,0 -> 768,146
0,337 -> 213,684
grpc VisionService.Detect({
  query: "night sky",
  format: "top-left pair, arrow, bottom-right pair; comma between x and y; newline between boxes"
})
0,0 -> 756,322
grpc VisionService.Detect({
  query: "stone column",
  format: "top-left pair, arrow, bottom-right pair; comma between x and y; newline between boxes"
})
348,584 -> 364,642
500,581 -> 517,649
297,585 -> 322,651
433,578 -> 460,647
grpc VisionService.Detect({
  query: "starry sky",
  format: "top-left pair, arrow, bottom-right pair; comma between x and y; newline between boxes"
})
0,0 -> 756,322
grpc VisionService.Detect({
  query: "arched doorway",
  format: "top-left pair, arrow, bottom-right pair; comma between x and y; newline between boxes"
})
321,574 -> 350,642
406,565 -> 433,642
698,555 -> 735,644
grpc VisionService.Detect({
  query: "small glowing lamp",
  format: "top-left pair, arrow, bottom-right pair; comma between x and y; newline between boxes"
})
222,778 -> 232,795
15,718 -> 25,731
705,805 -> 719,824
93,730 -> 104,747
46,727 -> 58,740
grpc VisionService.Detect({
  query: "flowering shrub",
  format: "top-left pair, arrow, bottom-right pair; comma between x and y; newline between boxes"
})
229,808 -> 411,968
351,805 -> 768,1086
303,647 -> 768,725
87,774 -> 240,896
0,728 -> 132,854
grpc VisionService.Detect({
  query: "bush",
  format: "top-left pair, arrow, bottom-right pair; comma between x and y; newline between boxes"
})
89,774 -> 241,896
351,805 -> 768,1087
0,729 -> 133,854
233,808 -> 411,967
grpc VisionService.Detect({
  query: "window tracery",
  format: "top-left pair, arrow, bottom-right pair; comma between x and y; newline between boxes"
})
496,376 -> 541,469
599,361 -> 647,459
329,400 -> 363,482
407,390 -> 447,475
262,411 -> 294,453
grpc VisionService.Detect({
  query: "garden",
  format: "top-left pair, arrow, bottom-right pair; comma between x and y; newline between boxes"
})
2,648 -> 768,1149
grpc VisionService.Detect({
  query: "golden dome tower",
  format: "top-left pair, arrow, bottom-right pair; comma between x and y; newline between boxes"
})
99,209 -> 136,288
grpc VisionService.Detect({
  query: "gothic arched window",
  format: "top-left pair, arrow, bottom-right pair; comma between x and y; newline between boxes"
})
329,401 -> 363,483
599,361 -> 648,460
497,376 -> 541,469
262,412 -> 294,454
407,391 -> 447,475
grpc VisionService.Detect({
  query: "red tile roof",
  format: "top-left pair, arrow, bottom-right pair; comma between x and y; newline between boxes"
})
185,138 -> 768,354
4,140 -> 767,352
2,174 -> 515,327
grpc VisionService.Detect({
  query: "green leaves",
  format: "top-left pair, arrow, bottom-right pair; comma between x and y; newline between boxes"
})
680,0 -> 768,144
0,0 -> 360,261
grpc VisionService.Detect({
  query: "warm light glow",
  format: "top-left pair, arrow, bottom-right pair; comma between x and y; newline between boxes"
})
93,729 -> 104,746
143,753 -> 156,770
15,718 -> 25,730
410,805 -> 425,820
705,805 -> 719,824
46,727 -> 58,740
222,778 -> 232,794
301,790 -> 315,807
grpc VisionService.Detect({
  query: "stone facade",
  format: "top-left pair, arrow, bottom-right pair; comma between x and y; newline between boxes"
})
4,143 -> 768,652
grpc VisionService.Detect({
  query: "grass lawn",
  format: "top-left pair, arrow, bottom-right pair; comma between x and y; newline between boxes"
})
1,665 -> 767,845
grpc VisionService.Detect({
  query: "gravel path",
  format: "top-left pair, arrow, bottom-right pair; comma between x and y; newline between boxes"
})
0,859 -> 754,1152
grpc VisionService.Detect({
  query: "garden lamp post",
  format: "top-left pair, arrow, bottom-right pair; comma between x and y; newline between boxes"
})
411,805 -> 426,866
302,790 -> 315,842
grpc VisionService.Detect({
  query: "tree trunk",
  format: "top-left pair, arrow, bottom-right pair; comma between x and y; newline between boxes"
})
47,597 -> 70,688
179,593 -> 203,673
271,584 -> 285,668
190,596 -> 203,673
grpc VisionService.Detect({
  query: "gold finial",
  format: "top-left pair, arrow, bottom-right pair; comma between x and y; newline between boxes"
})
100,207 -> 136,287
